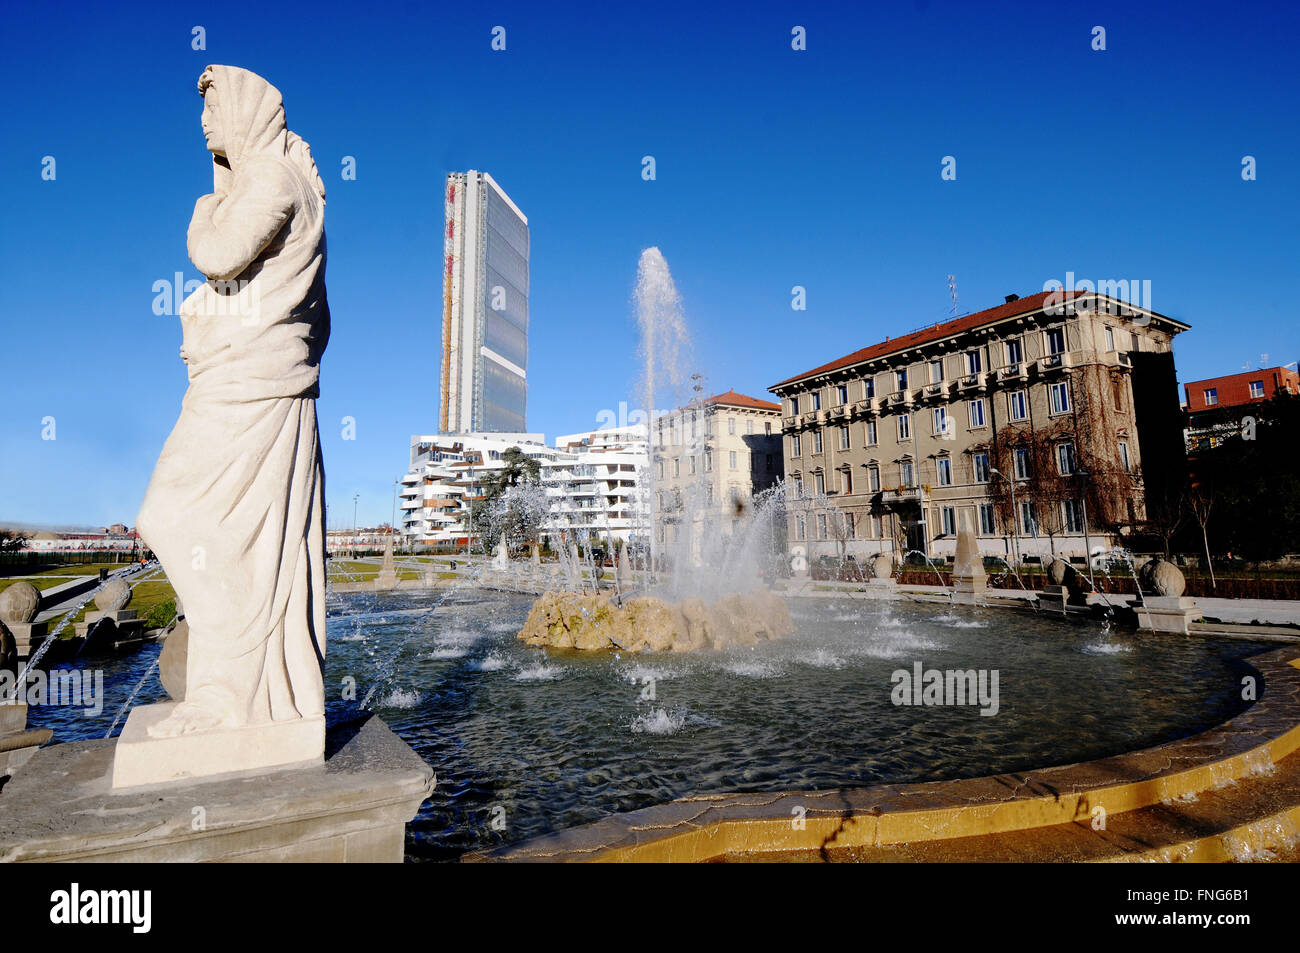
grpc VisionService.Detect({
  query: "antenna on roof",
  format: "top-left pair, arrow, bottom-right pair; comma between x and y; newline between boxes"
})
946,274 -> 958,320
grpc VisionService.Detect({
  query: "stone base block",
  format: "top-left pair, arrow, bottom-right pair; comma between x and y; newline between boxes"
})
1133,596 -> 1200,635
952,580 -> 986,606
112,702 -> 325,789
0,714 -> 433,862
4,622 -> 47,659
75,615 -> 145,641
374,571 -> 398,590
863,578 -> 899,600
1037,585 -> 1068,615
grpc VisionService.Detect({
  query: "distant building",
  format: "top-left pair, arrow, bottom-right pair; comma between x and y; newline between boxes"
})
541,425 -> 649,548
1182,365 -> 1300,450
440,171 -> 530,433
768,290 -> 1189,563
652,391 -> 784,549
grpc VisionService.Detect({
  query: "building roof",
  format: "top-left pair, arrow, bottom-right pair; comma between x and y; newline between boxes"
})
701,390 -> 781,412
770,289 -> 1113,390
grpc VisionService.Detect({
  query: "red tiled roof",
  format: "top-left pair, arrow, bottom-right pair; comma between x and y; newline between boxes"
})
701,389 -> 781,411
770,290 -> 1090,390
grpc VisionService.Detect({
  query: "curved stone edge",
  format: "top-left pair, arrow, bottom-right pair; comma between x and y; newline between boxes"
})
464,647 -> 1300,863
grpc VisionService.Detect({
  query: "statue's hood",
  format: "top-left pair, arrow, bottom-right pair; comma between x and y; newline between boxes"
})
201,64 -> 289,173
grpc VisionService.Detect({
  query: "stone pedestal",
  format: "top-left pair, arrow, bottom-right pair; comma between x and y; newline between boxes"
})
74,609 -> 145,641
1133,596 -> 1200,635
112,702 -> 325,789
864,577 -> 899,600
0,713 -> 433,862
951,518 -> 987,605
3,621 -> 47,660
1037,585 -> 1068,615
0,703 -> 52,777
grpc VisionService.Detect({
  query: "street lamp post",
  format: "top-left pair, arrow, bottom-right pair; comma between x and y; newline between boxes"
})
1077,470 -> 1095,589
352,492 -> 359,558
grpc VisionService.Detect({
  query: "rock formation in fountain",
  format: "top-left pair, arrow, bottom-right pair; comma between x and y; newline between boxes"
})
121,64 -> 330,788
518,588 -> 794,653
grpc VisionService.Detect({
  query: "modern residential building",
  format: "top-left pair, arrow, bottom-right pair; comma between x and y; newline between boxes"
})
440,171 -> 530,433
540,425 -> 649,548
1182,365 -> 1299,450
652,390 -> 784,548
398,433 -> 553,546
768,290 -> 1190,564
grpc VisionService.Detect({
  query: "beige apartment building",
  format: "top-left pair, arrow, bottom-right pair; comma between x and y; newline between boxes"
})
652,390 -> 784,547
768,289 -> 1190,565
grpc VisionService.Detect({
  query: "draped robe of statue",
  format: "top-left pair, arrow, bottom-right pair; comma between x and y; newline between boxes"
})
136,65 -> 328,741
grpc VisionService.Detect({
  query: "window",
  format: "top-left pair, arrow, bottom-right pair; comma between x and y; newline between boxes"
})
1105,327 -> 1115,351
765,421 -> 771,435
796,515 -> 806,540
817,513 -> 827,539
969,399 -> 986,428
673,459 -> 680,477
845,513 -> 856,539
1020,501 -> 1038,535
815,471 -> 825,495
901,460 -> 915,486
1050,381 -> 1070,414
812,429 -> 823,454
792,476 -> 803,498
690,456 -> 697,474
836,384 -> 848,405
791,434 -> 801,457
1005,338 -> 1023,365
746,419 -> 754,434
869,465 -> 881,492
929,360 -> 943,384
973,452 -> 990,483
1009,390 -> 1028,421
839,425 -> 850,450
863,378 -> 875,399
865,420 -> 878,446
728,416 -> 735,435
657,460 -> 664,479
1047,327 -> 1066,355
1056,441 -> 1076,476
706,451 -> 714,472
933,406 -> 948,436
841,468 -> 853,494
941,506 -> 957,536
898,414 -> 911,440
1063,499 -> 1084,534
978,502 -> 996,535
1118,440 -> 1130,472
937,457 -> 952,486
812,392 -> 822,411
1113,378 -> 1124,411
1250,381 -> 1265,399
966,350 -> 982,374
896,369 -> 908,391
1014,447 -> 1032,480
729,450 -> 737,469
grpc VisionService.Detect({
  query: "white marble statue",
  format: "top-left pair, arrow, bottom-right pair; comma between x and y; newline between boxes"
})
135,65 -> 329,745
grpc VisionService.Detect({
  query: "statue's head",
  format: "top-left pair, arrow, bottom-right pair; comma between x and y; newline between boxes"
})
197,69 -> 226,157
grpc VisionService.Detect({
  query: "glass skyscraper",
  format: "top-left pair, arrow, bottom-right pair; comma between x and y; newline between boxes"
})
440,171 -> 529,433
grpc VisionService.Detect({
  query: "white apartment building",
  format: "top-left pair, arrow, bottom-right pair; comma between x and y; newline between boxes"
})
541,425 -> 649,548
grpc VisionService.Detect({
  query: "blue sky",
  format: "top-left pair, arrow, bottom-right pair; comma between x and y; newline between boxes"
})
2,0 -> 1297,529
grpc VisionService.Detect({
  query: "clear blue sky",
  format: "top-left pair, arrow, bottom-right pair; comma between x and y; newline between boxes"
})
2,0 -> 1297,529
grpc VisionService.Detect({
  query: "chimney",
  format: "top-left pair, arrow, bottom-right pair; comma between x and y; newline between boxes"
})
1004,294 -> 1020,303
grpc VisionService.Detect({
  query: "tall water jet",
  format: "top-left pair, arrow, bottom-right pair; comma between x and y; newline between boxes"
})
633,247 -> 692,577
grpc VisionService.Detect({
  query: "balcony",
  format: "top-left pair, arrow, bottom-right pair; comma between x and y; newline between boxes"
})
920,381 -> 950,401
995,362 -> 1027,384
955,372 -> 987,393
852,396 -> 881,416
1037,352 -> 1073,375
1104,349 -> 1133,369
884,389 -> 913,409
826,405 -> 847,421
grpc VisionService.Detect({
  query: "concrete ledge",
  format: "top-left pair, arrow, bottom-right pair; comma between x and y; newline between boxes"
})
0,713 -> 434,863
467,648 -> 1300,863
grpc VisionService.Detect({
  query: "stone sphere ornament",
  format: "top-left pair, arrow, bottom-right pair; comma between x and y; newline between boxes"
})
1046,558 -> 1070,586
1140,557 -> 1186,598
0,582 -> 41,625
94,578 -> 133,612
869,553 -> 895,579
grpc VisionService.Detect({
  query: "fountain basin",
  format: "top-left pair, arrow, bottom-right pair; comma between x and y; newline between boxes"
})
518,588 -> 795,652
